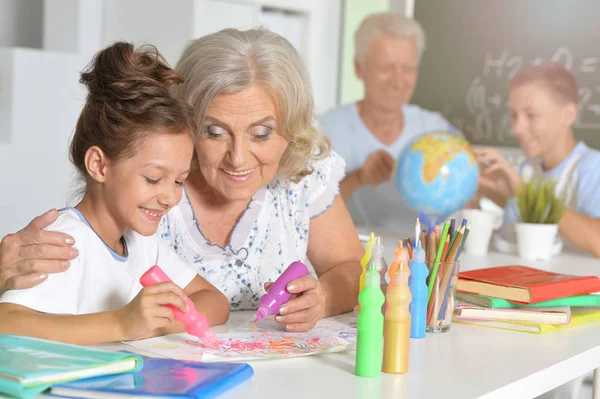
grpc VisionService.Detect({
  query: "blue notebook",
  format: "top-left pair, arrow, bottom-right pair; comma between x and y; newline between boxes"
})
0,335 -> 143,399
49,356 -> 253,399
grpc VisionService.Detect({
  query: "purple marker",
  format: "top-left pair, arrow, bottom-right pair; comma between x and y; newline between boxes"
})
253,261 -> 310,322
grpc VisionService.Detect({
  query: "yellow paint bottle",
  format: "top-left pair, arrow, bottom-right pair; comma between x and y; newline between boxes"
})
382,261 -> 411,374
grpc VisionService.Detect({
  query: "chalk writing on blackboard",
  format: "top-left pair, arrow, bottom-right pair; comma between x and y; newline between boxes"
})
444,47 -> 600,144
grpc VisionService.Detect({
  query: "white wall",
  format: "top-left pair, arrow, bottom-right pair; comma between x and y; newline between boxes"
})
390,0 -> 414,17
102,0 -> 342,112
0,0 -> 43,48
0,49 -> 87,236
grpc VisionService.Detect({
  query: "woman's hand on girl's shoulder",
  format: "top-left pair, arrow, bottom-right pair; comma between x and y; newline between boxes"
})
0,209 -> 78,294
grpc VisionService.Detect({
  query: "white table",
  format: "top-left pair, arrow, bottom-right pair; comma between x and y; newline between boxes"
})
42,229 -> 600,399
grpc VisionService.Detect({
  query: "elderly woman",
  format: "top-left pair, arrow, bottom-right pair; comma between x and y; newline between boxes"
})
320,13 -> 454,232
0,28 -> 363,332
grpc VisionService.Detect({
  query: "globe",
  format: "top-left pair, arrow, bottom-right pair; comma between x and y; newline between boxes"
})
396,131 -> 479,219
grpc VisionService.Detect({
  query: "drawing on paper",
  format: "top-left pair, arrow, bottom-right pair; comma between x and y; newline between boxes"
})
124,313 -> 356,362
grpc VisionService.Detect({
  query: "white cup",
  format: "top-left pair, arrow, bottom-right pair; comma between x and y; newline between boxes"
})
455,209 -> 503,256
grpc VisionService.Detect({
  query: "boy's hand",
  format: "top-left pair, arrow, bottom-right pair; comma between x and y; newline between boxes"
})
117,282 -> 188,341
474,148 -> 522,207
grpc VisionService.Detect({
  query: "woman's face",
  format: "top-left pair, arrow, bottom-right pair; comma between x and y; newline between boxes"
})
196,84 -> 289,202
509,83 -> 577,158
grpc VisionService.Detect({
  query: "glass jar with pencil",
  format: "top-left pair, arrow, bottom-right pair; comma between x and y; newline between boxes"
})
412,218 -> 471,333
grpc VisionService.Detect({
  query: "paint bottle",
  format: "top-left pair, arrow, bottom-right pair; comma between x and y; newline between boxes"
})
383,262 -> 411,374
253,261 -> 310,322
355,240 -> 385,377
408,243 -> 428,338
139,265 -> 218,348
370,238 -> 388,303
387,241 -> 408,297
359,233 -> 376,293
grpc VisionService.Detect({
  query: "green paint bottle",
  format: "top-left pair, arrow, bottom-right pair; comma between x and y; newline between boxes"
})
355,238 -> 385,377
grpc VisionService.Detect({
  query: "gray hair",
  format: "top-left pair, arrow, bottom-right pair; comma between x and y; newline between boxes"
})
355,13 -> 426,66
174,28 -> 330,182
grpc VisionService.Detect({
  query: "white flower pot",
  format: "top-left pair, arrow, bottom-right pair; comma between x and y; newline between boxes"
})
515,223 -> 559,261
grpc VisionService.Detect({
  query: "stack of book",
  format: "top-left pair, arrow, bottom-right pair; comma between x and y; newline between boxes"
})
453,265 -> 600,334
0,335 -> 253,399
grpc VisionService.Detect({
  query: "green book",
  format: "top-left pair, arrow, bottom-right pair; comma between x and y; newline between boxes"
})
0,335 -> 143,399
457,292 -> 600,309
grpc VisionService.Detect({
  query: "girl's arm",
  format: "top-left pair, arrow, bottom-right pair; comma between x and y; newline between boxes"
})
0,282 -> 189,345
184,276 -> 230,326
154,275 -> 230,335
0,303 -> 122,344
559,211 -> 600,258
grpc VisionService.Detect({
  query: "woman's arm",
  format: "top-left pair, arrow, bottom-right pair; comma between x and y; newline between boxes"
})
0,209 -> 77,295
276,196 -> 362,332
559,210 -> 600,258
307,197 -> 362,316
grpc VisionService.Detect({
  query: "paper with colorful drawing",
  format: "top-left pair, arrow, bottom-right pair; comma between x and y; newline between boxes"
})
123,313 -> 357,362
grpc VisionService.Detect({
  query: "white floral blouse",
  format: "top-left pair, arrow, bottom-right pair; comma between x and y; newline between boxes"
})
156,151 -> 346,310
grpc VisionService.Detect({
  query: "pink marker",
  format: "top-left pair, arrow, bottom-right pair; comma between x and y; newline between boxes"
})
139,265 -> 218,349
253,261 -> 310,322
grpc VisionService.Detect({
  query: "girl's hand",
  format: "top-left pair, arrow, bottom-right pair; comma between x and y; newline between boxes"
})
474,148 -> 522,207
117,282 -> 188,341
265,275 -> 326,332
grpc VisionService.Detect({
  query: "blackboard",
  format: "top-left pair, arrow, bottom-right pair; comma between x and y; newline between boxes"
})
412,0 -> 600,149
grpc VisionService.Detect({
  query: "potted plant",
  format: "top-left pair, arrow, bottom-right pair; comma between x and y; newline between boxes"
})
515,178 -> 567,261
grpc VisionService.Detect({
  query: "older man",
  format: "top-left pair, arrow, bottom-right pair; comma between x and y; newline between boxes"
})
320,13 -> 453,232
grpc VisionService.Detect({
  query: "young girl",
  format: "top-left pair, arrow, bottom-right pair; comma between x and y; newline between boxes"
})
474,63 -> 600,257
0,42 -> 230,344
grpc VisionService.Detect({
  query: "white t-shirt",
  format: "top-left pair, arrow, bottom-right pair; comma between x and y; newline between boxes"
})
0,208 -> 197,314
156,151 -> 346,310
319,103 -> 452,232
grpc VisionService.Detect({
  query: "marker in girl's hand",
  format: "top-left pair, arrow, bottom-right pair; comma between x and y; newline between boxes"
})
253,261 -> 310,323
139,265 -> 219,349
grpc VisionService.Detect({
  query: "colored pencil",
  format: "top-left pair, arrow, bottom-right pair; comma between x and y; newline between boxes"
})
415,218 -> 421,249
448,218 -> 456,240
405,238 -> 413,260
440,235 -> 451,263
456,223 -> 471,261
426,232 -> 436,266
427,221 -> 450,303
447,222 -> 461,255
435,226 -> 465,320
420,231 -> 427,252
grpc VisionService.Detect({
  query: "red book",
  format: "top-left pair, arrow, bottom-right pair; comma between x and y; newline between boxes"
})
457,266 -> 600,304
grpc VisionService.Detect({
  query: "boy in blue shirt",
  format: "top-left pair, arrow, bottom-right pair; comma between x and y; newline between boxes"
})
474,63 -> 600,257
